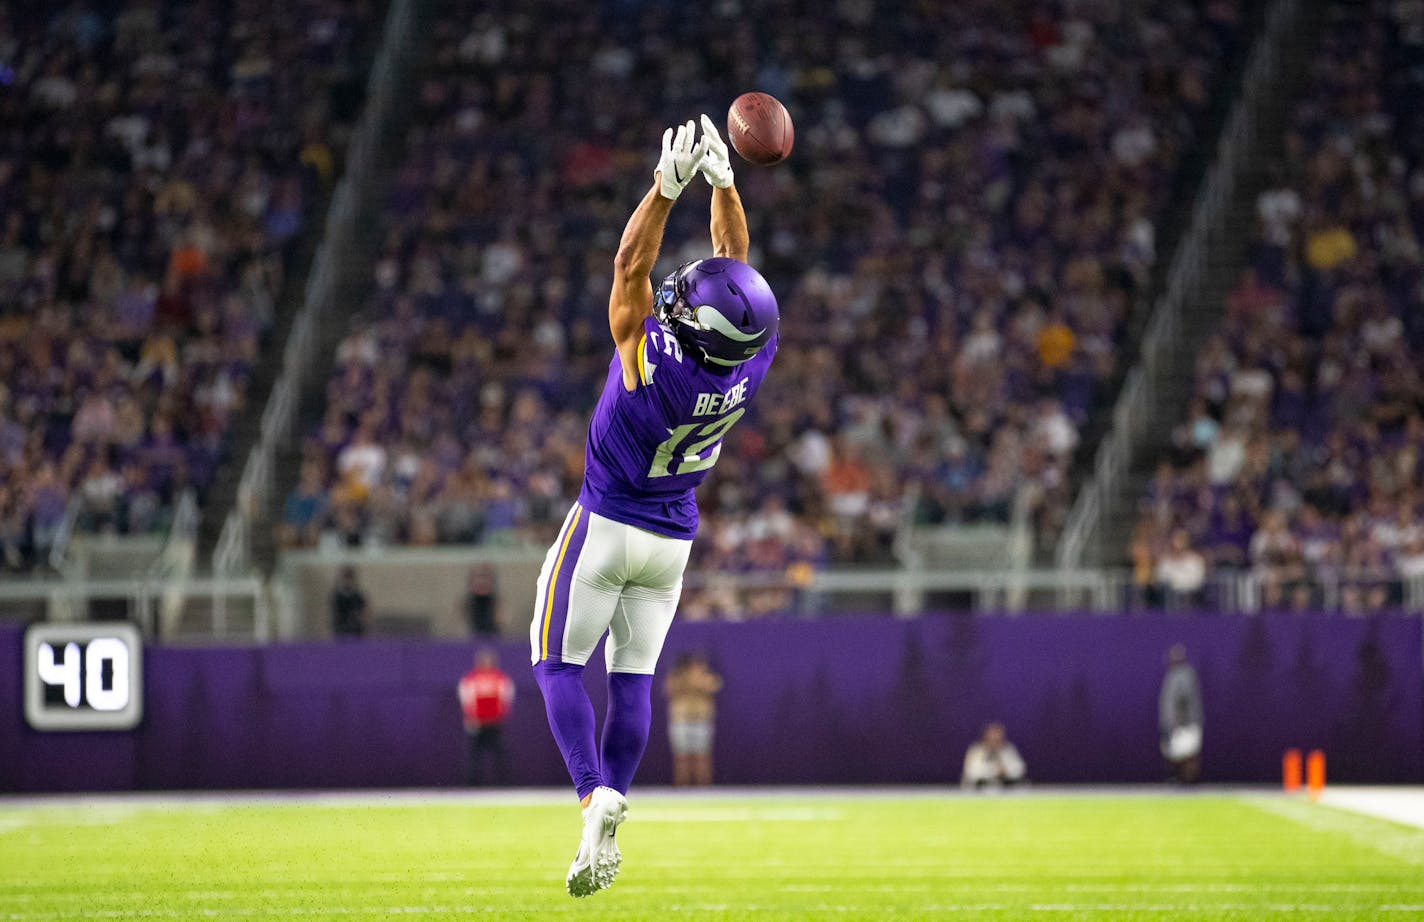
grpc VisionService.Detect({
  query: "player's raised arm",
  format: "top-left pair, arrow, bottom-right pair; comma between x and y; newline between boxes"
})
698,113 -> 749,262
610,121 -> 705,390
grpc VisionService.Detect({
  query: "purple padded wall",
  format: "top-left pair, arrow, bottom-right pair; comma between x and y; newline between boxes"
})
2,614 -> 1420,792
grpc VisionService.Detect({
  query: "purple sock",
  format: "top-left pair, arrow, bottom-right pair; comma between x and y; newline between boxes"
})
534,661 -> 602,799
600,672 -> 653,796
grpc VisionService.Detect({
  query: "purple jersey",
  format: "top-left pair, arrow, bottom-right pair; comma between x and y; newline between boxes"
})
578,315 -> 777,539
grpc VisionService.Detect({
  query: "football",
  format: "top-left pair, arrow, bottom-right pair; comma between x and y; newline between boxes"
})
727,92 -> 795,166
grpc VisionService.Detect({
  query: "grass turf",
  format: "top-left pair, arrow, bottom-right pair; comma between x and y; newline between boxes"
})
2,791 -> 1423,920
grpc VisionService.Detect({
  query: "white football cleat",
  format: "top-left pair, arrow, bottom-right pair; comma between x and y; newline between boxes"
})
566,786 -> 628,897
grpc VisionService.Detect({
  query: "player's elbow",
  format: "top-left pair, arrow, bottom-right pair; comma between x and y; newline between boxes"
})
613,247 -> 647,279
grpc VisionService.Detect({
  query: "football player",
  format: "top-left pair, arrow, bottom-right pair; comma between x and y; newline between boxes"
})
529,116 -> 779,897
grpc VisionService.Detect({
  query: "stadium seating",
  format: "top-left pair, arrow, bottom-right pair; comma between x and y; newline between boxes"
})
285,0 -> 1245,601
1130,0 -> 1424,612
0,0 -> 376,570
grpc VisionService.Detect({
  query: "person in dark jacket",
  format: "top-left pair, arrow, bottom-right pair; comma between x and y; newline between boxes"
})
330,567 -> 369,638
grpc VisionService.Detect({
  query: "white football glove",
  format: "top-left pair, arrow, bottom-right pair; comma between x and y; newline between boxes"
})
698,113 -> 734,189
656,120 -> 707,201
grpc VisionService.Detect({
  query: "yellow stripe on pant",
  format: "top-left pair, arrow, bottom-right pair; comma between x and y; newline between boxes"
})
541,504 -> 583,661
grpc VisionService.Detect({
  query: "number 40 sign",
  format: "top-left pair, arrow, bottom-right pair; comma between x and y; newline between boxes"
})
23,623 -> 144,731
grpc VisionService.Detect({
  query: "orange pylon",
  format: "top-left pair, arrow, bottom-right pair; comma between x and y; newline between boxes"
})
1306,749 -> 1326,799
1282,749 -> 1302,793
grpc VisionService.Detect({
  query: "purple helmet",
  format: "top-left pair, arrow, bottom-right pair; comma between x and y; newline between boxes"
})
653,258 -> 778,367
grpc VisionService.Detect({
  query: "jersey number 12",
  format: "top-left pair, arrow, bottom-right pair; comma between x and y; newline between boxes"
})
648,408 -> 746,478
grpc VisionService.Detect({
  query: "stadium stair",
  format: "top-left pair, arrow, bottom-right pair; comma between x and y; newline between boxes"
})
194,204 -> 329,564
1083,0 -> 1331,567
1058,3 -> 1268,549
195,31 -> 389,569
256,3 -> 435,574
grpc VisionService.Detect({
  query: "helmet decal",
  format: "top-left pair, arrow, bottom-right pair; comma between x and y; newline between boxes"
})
693,304 -> 766,342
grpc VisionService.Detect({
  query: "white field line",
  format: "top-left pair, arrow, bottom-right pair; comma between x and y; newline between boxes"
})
633,806 -> 841,822
6,903 -> 1424,918
6,881 -> 1423,903
1320,787 -> 1424,832
0,784 -> 1278,810
0,780 -> 1247,820
0,803 -> 842,831
1245,795 -> 1424,867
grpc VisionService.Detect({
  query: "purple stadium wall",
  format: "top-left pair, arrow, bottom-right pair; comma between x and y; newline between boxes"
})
2,614 -> 1421,792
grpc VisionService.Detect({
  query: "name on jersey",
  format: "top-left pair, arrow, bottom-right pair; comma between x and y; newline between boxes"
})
693,377 -> 750,417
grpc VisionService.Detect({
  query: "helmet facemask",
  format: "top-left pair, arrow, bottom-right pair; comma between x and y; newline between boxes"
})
653,259 -> 700,326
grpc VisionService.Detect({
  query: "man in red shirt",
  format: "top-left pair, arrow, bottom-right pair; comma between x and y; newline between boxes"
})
458,649 -> 515,786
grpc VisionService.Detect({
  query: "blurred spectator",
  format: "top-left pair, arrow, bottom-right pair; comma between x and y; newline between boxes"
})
457,648 -> 514,786
278,461 -> 330,549
292,0 -> 1245,613
1155,530 -> 1208,609
1130,0 -> 1424,613
1250,511 -> 1303,583
1159,645 -> 1203,784
0,0 -> 376,563
665,653 -> 723,787
1035,312 -> 1076,371
961,722 -> 1027,790
461,565 -> 500,637
330,566 -> 369,639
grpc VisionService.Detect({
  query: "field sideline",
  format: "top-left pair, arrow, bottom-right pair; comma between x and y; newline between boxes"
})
3,786 -> 1423,921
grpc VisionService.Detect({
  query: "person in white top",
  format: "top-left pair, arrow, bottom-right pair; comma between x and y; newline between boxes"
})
336,424 -> 387,490
961,722 -> 1027,790
1155,529 -> 1208,607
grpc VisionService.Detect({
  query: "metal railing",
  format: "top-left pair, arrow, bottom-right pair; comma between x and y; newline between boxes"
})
213,0 -> 419,576
3,561 -> 1417,644
46,496 -> 82,573
1057,0 -> 1301,569
0,575 -> 269,640
147,490 -> 197,578
681,566 -> 1424,617
147,490 -> 200,636
682,566 -> 1121,615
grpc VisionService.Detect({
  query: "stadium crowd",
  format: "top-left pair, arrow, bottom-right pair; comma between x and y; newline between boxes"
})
1131,0 -> 1424,613
0,0 -> 375,570
283,0 -> 1245,612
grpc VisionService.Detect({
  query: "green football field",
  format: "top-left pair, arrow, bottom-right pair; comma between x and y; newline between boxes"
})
3,789 -> 1423,920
